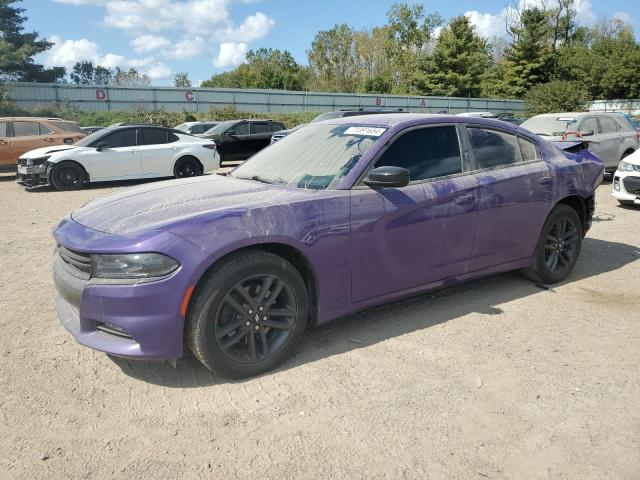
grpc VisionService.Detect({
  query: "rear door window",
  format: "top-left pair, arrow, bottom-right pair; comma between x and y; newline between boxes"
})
375,126 -> 463,182
599,117 -> 619,133
13,121 -> 40,137
468,128 -> 521,169
0,122 -> 8,137
140,128 -> 169,145
518,137 -> 540,162
251,122 -> 271,134
50,121 -> 83,133
100,128 -> 137,148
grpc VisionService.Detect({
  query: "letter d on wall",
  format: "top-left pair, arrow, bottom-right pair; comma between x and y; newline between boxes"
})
96,89 -> 107,101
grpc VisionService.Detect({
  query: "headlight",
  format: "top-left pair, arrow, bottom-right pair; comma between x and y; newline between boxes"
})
27,156 -> 50,166
92,253 -> 179,279
617,160 -> 640,172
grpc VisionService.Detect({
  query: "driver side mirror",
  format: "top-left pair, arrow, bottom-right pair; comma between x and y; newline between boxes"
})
226,130 -> 237,137
95,141 -> 109,151
579,129 -> 594,137
363,166 -> 410,188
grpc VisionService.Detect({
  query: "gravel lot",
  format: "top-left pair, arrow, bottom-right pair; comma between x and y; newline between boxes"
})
1,174 -> 639,480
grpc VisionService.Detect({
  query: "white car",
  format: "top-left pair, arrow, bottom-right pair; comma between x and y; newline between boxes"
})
16,125 -> 220,190
612,149 -> 640,206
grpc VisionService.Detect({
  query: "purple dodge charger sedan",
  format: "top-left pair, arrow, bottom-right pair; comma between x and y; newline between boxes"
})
53,114 -> 603,377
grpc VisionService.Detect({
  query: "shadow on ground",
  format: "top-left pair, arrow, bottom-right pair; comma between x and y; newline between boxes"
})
111,236 -> 639,387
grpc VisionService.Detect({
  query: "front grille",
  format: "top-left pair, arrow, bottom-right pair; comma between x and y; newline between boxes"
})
623,176 -> 640,196
58,246 -> 92,278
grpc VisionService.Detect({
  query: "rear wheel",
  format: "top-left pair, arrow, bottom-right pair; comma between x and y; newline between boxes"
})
174,156 -> 202,178
50,162 -> 87,191
523,204 -> 583,284
187,250 -> 308,378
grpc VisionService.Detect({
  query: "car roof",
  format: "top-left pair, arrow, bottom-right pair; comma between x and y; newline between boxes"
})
313,113 -> 531,136
0,116 -> 69,121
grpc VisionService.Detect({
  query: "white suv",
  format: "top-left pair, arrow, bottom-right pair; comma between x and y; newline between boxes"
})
16,125 -> 220,190
613,149 -> 640,206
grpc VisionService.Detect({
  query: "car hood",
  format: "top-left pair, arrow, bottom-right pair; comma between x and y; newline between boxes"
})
20,145 -> 78,159
71,174 -> 319,236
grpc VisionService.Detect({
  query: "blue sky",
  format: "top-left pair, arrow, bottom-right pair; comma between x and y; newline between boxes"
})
22,0 -> 639,86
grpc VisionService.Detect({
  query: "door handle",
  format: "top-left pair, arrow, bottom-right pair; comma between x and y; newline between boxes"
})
455,195 -> 475,205
539,176 -> 552,186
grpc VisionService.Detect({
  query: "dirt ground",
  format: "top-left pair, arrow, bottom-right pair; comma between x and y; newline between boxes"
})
0,173 -> 638,480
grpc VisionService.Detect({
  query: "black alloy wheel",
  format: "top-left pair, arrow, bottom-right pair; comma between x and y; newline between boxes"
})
51,162 -> 86,191
174,157 -> 201,178
214,274 -> 298,364
524,204 -> 583,284
187,250 -> 308,378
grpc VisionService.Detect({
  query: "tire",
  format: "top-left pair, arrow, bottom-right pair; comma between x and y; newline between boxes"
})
50,162 -> 87,191
187,250 -> 309,378
174,156 -> 202,178
523,204 -> 583,284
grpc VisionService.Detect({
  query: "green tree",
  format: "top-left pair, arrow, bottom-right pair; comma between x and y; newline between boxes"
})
202,48 -> 307,91
112,67 -> 151,87
307,24 -> 359,92
70,60 -> 112,85
417,16 -> 491,97
173,71 -> 192,87
524,80 -> 589,116
496,8 -> 555,98
385,3 -> 443,94
0,0 -> 65,82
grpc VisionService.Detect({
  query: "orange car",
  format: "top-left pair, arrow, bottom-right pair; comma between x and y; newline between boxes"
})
0,117 -> 85,172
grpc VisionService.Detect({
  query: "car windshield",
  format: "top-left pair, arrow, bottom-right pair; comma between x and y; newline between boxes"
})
311,112 -> 343,123
230,124 -> 384,190
174,123 -> 190,131
522,116 -> 577,136
203,121 -> 236,135
74,127 -> 115,147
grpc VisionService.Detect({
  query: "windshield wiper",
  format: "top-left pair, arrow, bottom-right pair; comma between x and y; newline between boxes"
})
234,174 -> 286,185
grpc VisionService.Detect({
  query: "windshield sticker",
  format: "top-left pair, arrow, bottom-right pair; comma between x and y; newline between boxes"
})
344,126 -> 387,137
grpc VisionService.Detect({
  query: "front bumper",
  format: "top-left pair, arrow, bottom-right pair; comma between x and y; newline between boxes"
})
612,171 -> 640,204
15,163 -> 49,187
52,218 -> 209,360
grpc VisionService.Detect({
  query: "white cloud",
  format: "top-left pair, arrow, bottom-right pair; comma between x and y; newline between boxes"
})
131,34 -> 171,54
214,42 -> 248,68
165,37 -> 207,60
465,0 -> 608,39
146,62 -> 172,79
41,36 -> 171,79
221,12 -> 275,42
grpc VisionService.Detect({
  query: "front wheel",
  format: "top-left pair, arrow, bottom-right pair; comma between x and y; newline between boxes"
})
50,162 -> 87,191
523,204 -> 583,284
187,250 -> 309,378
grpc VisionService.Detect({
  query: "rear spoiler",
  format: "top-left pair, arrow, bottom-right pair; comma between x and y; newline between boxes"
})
551,140 -> 591,154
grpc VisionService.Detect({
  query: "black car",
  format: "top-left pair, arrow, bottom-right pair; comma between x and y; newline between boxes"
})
270,108 -> 405,144
196,119 -> 285,162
